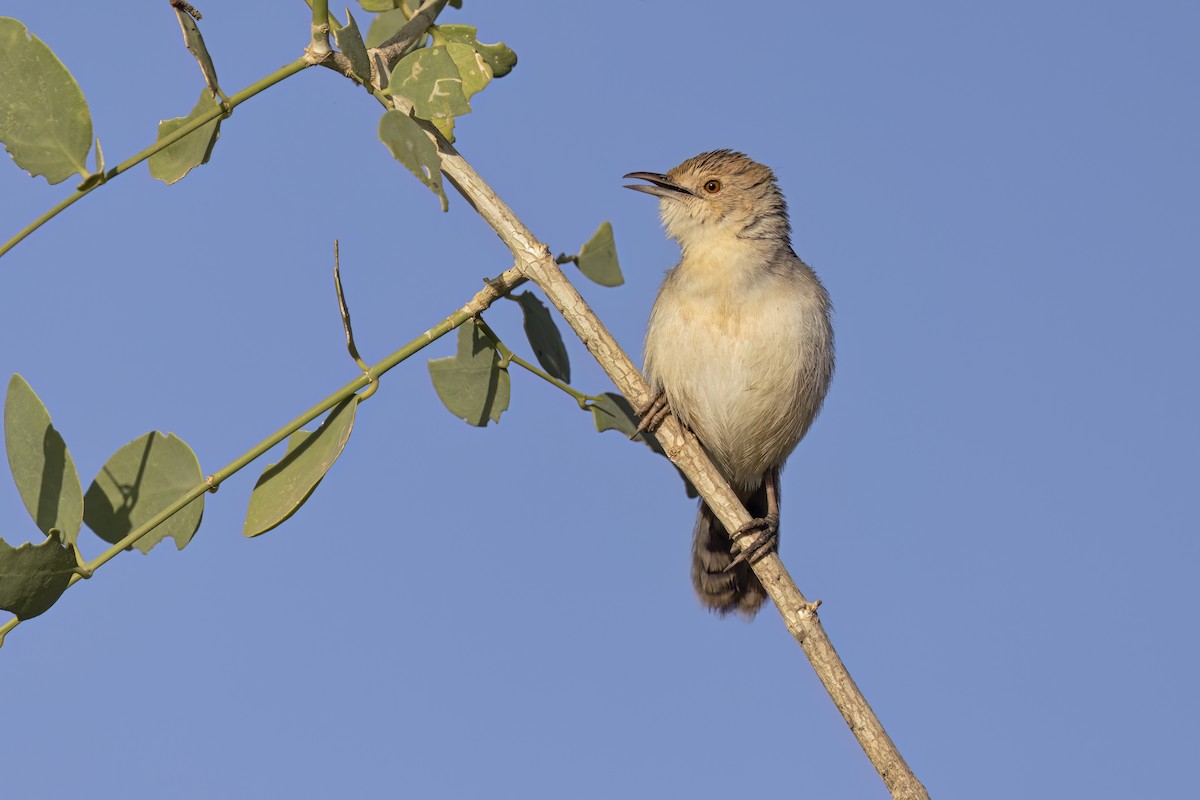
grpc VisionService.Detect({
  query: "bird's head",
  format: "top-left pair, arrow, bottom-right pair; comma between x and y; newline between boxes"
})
624,150 -> 791,254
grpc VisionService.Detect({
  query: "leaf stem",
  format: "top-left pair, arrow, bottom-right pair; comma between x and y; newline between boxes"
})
0,56 -> 311,260
473,317 -> 589,407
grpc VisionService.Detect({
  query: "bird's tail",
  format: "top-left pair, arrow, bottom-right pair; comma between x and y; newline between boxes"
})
691,482 -> 771,618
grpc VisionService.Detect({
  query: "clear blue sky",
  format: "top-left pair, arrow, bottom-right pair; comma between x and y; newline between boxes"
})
3,2 -> 1197,797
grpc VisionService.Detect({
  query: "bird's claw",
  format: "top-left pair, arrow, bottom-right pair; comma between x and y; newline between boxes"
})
724,514 -> 779,572
632,390 -> 671,438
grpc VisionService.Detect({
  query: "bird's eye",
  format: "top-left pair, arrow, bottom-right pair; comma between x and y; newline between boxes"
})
703,179 -> 721,194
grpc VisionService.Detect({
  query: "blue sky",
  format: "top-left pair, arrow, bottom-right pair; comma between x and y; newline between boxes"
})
2,2 -> 1197,797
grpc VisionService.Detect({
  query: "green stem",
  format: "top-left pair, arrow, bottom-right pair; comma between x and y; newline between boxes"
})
302,0 -> 343,29
473,317 -> 589,407
0,57 -> 311,260
310,0 -> 332,55
0,297 -> 484,645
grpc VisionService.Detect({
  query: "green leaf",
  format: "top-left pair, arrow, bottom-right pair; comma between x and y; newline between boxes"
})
0,531 -> 77,621
0,17 -> 93,184
515,292 -> 570,383
398,0 -> 462,13
148,89 -> 223,185
436,24 -> 517,78
83,432 -> 204,554
428,321 -> 510,427
76,173 -> 104,191
576,222 -> 624,287
590,392 -> 697,498
379,109 -> 448,211
172,5 -> 221,97
358,0 -> 401,11
388,43 -> 490,121
445,43 -> 492,101
75,137 -> 106,191
334,9 -> 371,83
4,375 -> 83,544
365,8 -> 411,49
244,397 -> 358,538
590,392 -> 641,438
431,115 -> 455,144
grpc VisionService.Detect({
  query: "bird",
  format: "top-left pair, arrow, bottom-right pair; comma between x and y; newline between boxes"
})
624,150 -> 835,618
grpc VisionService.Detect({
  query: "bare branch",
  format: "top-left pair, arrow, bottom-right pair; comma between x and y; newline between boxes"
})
428,131 -> 930,800
375,0 -> 449,66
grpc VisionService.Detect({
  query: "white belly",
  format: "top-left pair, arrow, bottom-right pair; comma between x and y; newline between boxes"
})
644,264 -> 831,493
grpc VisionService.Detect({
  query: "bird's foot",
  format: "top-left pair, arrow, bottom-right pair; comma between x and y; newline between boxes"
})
632,390 -> 671,437
724,513 -> 779,572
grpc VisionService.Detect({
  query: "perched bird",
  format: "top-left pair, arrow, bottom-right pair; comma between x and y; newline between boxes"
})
625,150 -> 835,617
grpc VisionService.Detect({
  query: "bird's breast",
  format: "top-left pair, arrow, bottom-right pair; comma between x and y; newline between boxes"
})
643,260 -> 831,492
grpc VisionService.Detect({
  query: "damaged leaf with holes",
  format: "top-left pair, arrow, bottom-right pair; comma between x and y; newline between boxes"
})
435,24 -> 517,78
388,43 -> 491,121
379,108 -> 448,210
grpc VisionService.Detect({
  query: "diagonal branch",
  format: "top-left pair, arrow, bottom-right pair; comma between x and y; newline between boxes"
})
375,0 -> 449,65
418,128 -> 930,800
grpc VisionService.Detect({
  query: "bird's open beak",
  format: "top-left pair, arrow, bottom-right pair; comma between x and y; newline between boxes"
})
623,172 -> 693,199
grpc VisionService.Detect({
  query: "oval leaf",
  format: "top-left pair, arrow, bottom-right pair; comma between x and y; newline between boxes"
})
515,292 -> 570,383
428,321 -> 510,427
4,375 -> 83,544
0,17 -> 93,184
244,397 -> 358,538
379,109 -> 448,211
148,88 -> 223,185
83,432 -> 204,554
576,222 -> 624,287
0,531 -> 77,621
